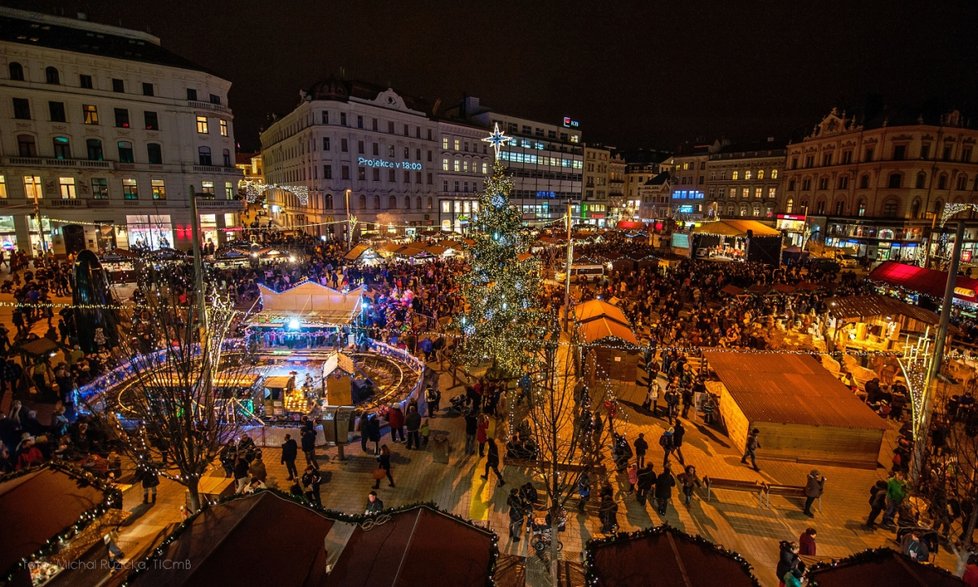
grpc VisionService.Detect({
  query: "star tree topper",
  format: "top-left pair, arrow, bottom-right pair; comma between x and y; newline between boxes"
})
482,122 -> 513,160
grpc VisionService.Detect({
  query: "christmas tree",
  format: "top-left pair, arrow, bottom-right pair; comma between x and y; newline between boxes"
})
456,125 -> 546,377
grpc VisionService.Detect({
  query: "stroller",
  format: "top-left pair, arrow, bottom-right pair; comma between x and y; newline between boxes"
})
529,509 -> 566,553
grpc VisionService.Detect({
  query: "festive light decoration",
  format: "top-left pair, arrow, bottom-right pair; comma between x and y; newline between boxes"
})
239,180 -> 309,205
482,122 -> 514,160
583,524 -> 760,587
0,462 -> 122,584
807,547 -> 961,586
455,159 -> 547,376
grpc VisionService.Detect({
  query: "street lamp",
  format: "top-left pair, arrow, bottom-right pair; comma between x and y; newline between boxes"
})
344,188 -> 352,249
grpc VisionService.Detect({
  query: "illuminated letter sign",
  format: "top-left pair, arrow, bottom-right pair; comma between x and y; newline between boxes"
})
356,157 -> 423,171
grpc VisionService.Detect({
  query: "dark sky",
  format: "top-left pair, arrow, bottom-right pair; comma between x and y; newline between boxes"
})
16,0 -> 978,151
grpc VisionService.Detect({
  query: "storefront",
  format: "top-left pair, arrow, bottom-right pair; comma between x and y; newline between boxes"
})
775,213 -> 806,247
0,215 -> 18,251
822,219 -> 924,262
126,214 -> 174,250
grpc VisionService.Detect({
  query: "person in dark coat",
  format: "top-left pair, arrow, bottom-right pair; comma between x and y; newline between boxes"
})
776,541 -> 800,587
367,415 -> 382,455
301,465 -> 323,506
598,493 -> 618,533
799,528 -> 817,555
636,463 -> 656,506
365,490 -> 384,515
374,444 -> 394,489
359,412 -> 371,452
300,425 -> 319,469
480,438 -> 505,487
865,479 -> 888,528
672,420 -> 687,465
464,410 -> 478,455
139,465 -> 159,504
654,464 -> 676,515
405,405 -> 422,449
633,433 -> 648,468
803,469 -> 825,517
281,433 -> 299,480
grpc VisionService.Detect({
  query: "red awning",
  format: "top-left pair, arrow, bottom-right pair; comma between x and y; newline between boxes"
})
869,261 -> 978,304
616,220 -> 644,230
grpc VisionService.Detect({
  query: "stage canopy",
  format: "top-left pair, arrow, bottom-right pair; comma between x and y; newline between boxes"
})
585,526 -> 759,587
869,261 -> 978,305
808,548 -> 963,587
325,505 -> 495,586
252,281 -> 363,328
691,220 -> 780,238
130,492 -> 335,586
0,466 -> 115,581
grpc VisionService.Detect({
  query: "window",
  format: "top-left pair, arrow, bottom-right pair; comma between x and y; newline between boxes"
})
372,168 -> 380,181
91,178 -> 109,199
147,143 -> 162,164
768,187 -> 776,199
822,153 -> 832,166
882,199 -> 898,217
834,200 -> 844,215
24,175 -> 42,199
863,147 -> 874,162
122,178 -> 138,200
187,88 -> 198,101
209,94 -> 221,105
40,101 -> 66,127
754,187 -> 762,199
114,108 -> 130,128
893,145 -> 906,160
45,66 -> 60,84
324,165 -> 332,179
324,193 -> 334,209
741,188 -> 749,199
112,78 -> 124,93
357,140 -> 364,155
198,146 -> 212,166
732,170 -> 739,180
9,62 -> 23,81
58,177 -> 76,199
938,173 -> 948,190
79,74 -> 92,88
815,200 -> 826,214
223,149 -> 231,167
340,113 -> 347,126
200,180 -> 215,196
838,175 -> 849,189
140,82 -> 154,96
958,174 -> 969,191
341,165 -> 350,180
143,111 -> 159,131
219,119 -> 228,137
225,181 -> 234,200
388,145 -> 395,157
12,98 -> 30,120
388,195 -> 396,209
771,169 -> 778,179
373,195 -> 380,209
757,170 -> 764,180
964,147 -> 973,163
357,167 -> 366,181
921,144 -> 931,159
911,199 -> 921,218
17,134 -> 36,157
859,174 -> 870,189
118,141 -> 134,163
357,115 -> 363,129
80,139 -> 103,162
442,159 -> 449,171
323,137 -> 330,150
454,160 -> 460,172
857,200 -> 866,216
52,136 -> 71,159
745,170 -> 752,180
0,176 -> 6,198
341,138 -> 348,152
818,177 -> 829,190
916,172 -> 927,189
83,104 -> 98,124
403,146 -> 409,158
196,116 -> 208,134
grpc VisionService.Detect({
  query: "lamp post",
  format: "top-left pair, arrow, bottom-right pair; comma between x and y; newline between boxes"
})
344,188 -> 352,249
563,201 -> 574,332
32,190 -> 46,256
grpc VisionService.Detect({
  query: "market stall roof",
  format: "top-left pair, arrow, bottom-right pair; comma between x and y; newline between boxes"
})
16,337 -> 60,358
825,295 -> 943,325
0,466 -> 114,579
574,299 -> 630,327
578,317 -> 639,345
129,492 -> 335,586
586,526 -> 760,587
691,219 -> 781,238
344,243 -> 375,261
869,261 -> 978,304
703,351 -> 885,429
808,548 -> 963,587
324,505 -> 495,587
424,244 -> 455,257
254,281 -> 363,326
396,244 -> 429,258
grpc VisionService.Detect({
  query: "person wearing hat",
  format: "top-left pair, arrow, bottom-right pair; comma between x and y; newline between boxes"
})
16,433 -> 43,470
803,469 -> 826,517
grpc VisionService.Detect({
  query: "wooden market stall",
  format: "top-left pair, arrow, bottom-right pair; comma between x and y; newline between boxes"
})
825,294 -> 945,353
574,300 -> 640,398
323,351 -> 357,406
704,351 -> 885,468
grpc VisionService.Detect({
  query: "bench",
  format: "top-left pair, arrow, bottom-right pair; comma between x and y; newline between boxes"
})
760,483 -> 822,512
702,476 -> 764,504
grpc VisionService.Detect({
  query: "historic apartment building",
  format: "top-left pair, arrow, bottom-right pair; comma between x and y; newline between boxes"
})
704,139 -> 785,220
778,108 -> 978,261
0,7 -> 242,255
661,147 -> 710,221
581,145 -> 612,226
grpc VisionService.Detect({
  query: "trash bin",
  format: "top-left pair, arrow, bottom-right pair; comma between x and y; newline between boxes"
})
431,431 -> 451,464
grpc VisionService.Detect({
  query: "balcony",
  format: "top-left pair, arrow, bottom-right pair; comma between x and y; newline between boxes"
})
188,100 -> 230,115
195,197 -> 243,210
191,164 -> 241,175
46,199 -> 84,208
4,157 -> 114,170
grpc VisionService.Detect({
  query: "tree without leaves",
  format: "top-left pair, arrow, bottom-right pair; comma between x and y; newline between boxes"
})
89,265 -> 251,513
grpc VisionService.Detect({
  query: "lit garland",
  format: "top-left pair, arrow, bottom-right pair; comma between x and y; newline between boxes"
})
0,462 -> 122,584
583,524 -> 760,587
122,491 -> 500,585
807,547 -> 960,586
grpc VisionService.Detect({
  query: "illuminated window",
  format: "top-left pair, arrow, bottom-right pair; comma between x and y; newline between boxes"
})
151,179 -> 166,200
741,188 -> 749,198
0,176 -> 6,198
728,188 -> 736,198
442,158 -> 449,171
768,187 -> 776,199
754,187 -> 762,198
757,170 -> 764,180
196,116 -> 208,134
463,161 -> 469,173
683,162 -> 689,170
58,177 -> 76,199
771,169 -> 778,179
786,198 -> 793,213
123,177 -> 138,200
91,178 -> 108,199
83,104 -> 98,125
225,182 -> 234,200
200,180 -> 215,195
442,137 -> 448,149
744,170 -> 752,180
453,159 -> 460,172
482,162 -> 488,174
219,120 -> 228,137
732,170 -> 739,180
453,138 -> 460,150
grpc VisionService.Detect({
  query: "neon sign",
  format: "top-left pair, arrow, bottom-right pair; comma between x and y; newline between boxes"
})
357,157 -> 423,171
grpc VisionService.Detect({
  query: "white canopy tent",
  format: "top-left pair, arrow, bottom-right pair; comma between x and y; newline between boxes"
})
250,281 -> 364,328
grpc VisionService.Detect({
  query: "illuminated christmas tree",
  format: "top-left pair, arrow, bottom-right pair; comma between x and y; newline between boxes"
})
456,125 -> 546,376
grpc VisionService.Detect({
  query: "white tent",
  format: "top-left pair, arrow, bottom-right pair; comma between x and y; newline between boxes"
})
251,281 -> 363,327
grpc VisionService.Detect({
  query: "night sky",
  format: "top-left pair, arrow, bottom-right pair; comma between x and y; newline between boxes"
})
16,0 -> 978,151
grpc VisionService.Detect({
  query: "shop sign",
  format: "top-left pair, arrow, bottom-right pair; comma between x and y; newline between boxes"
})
356,157 -> 423,171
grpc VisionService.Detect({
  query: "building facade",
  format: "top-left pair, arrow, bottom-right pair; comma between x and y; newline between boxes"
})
0,7 -> 242,255
705,140 -> 784,220
661,149 -> 710,221
436,119 -> 491,233
778,108 -> 978,261
607,151 -> 626,221
581,145 -> 612,226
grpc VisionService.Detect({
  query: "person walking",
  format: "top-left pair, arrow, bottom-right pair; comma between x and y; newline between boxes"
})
803,470 -> 825,517
301,465 -> 323,507
233,455 -> 250,493
281,433 -> 299,480
405,405 -> 422,449
798,528 -> 817,555
577,473 -> 591,512
476,413 -> 490,457
881,470 -> 908,527
678,464 -> 701,506
359,412 -> 371,453
374,444 -> 395,489
507,488 -> 526,542
367,415 -> 382,455
388,404 -> 405,443
740,428 -> 761,471
464,409 -> 478,455
480,438 -> 505,487
636,463 -> 657,507
626,462 -> 639,495
643,379 -> 660,416
598,492 -> 618,533
659,428 -> 674,467
139,465 -> 159,505
365,490 -> 384,514
681,386 -> 693,419
301,424 -> 320,469
633,433 -> 648,468
866,479 -> 888,528
654,464 -> 676,516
